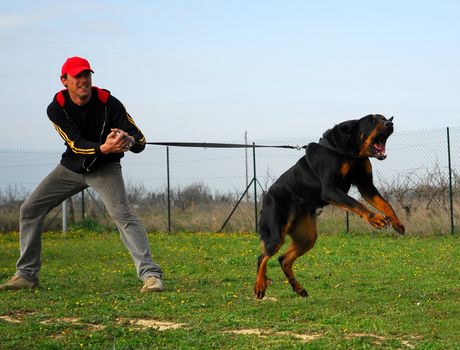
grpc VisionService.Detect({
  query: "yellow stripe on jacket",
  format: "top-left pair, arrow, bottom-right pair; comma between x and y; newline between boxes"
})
52,123 -> 96,155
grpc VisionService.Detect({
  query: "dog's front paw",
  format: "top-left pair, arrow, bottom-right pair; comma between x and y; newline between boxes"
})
254,279 -> 269,299
254,286 -> 266,299
367,213 -> 390,229
296,288 -> 309,297
390,216 -> 405,234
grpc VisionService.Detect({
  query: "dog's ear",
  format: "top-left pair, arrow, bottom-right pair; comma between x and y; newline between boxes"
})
326,120 -> 359,149
337,120 -> 357,134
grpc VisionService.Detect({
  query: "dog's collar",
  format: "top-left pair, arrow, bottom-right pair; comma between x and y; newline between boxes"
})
317,138 -> 361,159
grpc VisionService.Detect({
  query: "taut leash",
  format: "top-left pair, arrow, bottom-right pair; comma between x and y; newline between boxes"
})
140,141 -> 307,150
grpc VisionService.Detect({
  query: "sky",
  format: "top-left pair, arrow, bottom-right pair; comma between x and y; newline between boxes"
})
1,0 -> 460,151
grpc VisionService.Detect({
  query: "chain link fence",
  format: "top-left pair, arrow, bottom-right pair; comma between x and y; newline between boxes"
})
1,127 -> 458,235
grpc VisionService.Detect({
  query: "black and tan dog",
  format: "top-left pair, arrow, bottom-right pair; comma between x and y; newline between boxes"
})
255,114 -> 405,299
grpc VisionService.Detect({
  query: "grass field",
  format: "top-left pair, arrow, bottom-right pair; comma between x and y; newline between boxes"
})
0,230 -> 458,349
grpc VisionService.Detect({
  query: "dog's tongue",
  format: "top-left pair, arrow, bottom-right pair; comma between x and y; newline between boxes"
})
374,143 -> 386,153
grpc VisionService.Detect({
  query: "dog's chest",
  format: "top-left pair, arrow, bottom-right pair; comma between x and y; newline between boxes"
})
337,160 -> 358,190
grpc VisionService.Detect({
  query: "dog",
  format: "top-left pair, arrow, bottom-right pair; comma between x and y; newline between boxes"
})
255,114 -> 405,299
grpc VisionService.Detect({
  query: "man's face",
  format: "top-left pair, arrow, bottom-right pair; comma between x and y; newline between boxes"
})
61,70 -> 92,101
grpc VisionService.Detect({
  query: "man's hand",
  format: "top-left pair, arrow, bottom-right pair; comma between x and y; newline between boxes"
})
100,128 -> 135,154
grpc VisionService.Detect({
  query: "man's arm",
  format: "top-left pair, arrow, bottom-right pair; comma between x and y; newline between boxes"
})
47,101 -> 130,155
109,97 -> 146,153
47,102 -> 102,155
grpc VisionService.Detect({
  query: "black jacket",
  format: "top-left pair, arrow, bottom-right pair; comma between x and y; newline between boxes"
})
47,87 -> 146,173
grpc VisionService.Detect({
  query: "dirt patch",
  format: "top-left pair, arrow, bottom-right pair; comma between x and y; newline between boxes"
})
0,311 -> 36,324
277,331 -> 323,342
40,317 -> 106,331
258,296 -> 279,302
345,332 -> 417,349
0,314 -> 104,332
0,313 -> 419,347
117,318 -> 187,331
226,329 -> 418,347
226,329 -> 265,336
0,313 -> 184,332
0,315 -> 22,323
224,329 -> 322,343
40,317 -> 82,325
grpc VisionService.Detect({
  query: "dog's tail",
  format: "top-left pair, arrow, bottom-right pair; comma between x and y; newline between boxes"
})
257,187 -> 292,256
264,239 -> 282,257
258,216 -> 284,256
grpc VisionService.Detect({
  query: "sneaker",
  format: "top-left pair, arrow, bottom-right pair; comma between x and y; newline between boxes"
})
0,275 -> 38,290
140,276 -> 164,293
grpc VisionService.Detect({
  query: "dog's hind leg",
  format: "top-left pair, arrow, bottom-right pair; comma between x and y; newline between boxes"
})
255,236 -> 287,299
255,247 -> 283,299
256,254 -> 273,286
255,253 -> 273,299
278,212 -> 317,297
254,216 -> 294,299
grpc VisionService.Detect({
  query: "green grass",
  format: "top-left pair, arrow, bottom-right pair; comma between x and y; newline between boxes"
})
0,231 -> 458,349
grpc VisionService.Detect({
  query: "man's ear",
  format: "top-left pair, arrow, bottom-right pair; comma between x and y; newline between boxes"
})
60,76 -> 68,87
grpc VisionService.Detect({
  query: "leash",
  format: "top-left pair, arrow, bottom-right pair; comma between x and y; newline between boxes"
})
141,141 -> 307,150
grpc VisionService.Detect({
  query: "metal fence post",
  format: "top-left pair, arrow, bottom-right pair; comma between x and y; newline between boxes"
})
166,146 -> 171,233
346,212 -> 349,233
253,142 -> 258,233
81,190 -> 85,219
447,127 -> 454,234
62,199 -> 68,234
245,131 -> 249,202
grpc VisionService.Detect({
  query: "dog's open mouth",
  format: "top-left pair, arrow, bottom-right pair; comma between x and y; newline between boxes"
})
371,130 -> 392,160
373,141 -> 387,160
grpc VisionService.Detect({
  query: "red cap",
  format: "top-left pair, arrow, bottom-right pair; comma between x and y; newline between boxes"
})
61,56 -> 94,77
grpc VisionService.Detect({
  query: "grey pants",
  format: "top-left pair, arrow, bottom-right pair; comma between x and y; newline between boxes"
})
16,162 -> 162,282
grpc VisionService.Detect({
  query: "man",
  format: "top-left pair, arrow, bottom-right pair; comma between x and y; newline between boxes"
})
0,56 -> 163,293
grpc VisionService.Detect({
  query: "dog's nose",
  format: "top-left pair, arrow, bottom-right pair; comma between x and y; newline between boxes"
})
384,120 -> 394,128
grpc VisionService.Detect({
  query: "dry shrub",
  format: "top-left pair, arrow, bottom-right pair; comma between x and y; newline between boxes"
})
0,167 -> 457,235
